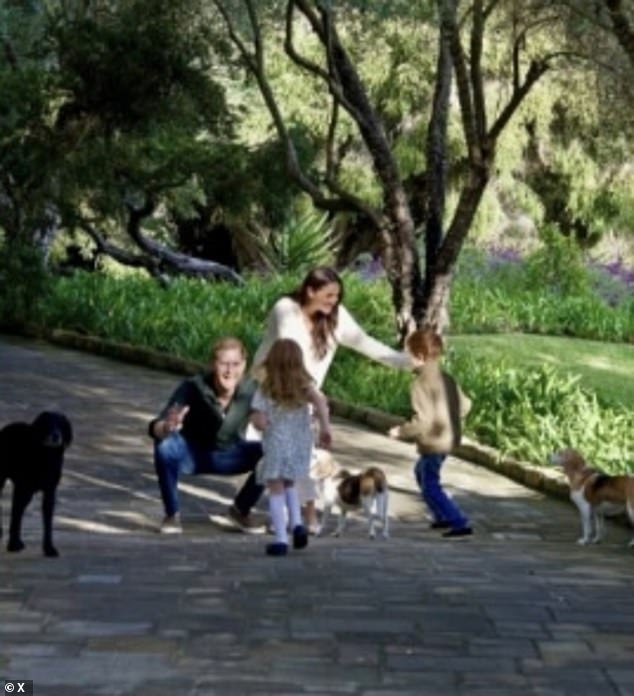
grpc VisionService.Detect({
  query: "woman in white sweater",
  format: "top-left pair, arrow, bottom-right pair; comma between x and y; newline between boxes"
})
253,266 -> 416,531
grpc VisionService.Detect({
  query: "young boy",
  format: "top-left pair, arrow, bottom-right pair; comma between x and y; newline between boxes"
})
388,327 -> 473,538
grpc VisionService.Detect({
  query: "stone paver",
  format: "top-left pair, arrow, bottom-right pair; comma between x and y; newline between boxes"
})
1,334 -> 633,696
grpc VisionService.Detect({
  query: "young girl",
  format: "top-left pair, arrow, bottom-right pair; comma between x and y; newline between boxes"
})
250,338 -> 332,556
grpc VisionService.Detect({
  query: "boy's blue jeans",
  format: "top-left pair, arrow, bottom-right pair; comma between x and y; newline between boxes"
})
414,454 -> 469,529
154,432 -> 264,517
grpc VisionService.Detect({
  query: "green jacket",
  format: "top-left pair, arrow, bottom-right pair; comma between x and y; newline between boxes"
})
149,373 -> 257,450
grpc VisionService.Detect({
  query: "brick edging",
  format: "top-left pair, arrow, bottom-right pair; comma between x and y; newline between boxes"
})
2,324 -> 570,502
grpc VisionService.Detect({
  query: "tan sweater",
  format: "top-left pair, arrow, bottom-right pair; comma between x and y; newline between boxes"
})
393,361 -> 472,454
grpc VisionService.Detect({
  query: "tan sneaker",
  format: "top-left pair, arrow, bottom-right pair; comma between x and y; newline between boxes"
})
159,514 -> 183,534
226,505 -> 266,535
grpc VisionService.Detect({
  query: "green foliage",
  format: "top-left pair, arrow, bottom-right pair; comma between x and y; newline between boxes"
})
0,240 -> 51,325
49,0 -> 227,133
524,224 -> 591,296
452,246 -> 633,342
0,0 -> 241,252
448,353 -> 634,473
4,0 -> 634,271
38,271 -> 293,360
259,210 -> 338,275
450,333 -> 634,411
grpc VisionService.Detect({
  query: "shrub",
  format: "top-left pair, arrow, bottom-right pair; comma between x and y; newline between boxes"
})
0,240 -> 51,327
448,352 -> 634,473
523,224 -> 591,297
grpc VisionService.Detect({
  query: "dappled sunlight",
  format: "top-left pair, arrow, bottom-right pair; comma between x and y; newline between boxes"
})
534,351 -> 561,365
102,510 -> 156,527
177,481 -> 233,506
96,440 -> 150,455
580,355 -> 634,376
447,479 -> 539,499
536,346 -> 634,376
65,470 -> 156,501
61,470 -> 239,515
56,516 -> 132,535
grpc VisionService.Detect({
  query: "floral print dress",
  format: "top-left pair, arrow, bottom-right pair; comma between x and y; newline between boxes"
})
252,388 -> 313,484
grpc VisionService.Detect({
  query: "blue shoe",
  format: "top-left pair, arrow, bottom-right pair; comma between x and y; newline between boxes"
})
292,525 -> 308,550
266,542 -> 288,556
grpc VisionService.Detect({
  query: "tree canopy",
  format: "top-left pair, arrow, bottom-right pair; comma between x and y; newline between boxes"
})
1,0 -> 633,329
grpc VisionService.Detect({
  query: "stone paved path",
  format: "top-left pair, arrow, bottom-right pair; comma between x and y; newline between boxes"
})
0,335 -> 633,696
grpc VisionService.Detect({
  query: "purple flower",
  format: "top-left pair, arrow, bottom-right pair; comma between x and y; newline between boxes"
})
353,253 -> 385,281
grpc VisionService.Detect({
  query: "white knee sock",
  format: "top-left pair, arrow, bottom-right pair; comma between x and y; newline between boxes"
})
269,492 -> 288,544
285,485 -> 302,529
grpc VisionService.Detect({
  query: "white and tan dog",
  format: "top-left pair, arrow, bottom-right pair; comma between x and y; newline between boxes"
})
550,448 -> 634,546
312,450 -> 389,539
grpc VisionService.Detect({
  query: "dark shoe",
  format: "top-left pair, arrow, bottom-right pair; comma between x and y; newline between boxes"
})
226,505 -> 266,535
430,520 -> 452,530
442,527 -> 473,538
266,542 -> 288,556
292,525 -> 308,550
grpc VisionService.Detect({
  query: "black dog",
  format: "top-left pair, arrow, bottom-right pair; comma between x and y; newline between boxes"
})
0,411 -> 72,557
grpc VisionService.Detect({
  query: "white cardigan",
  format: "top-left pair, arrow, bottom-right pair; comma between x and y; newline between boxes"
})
253,296 -> 411,387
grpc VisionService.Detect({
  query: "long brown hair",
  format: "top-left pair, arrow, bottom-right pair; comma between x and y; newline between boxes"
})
289,266 -> 343,359
259,339 -> 314,408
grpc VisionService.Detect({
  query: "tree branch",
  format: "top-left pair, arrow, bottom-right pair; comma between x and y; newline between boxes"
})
213,0 -> 380,222
450,26 -> 477,156
124,200 -> 244,283
76,205 -> 244,284
77,219 -> 159,272
604,0 -> 634,69
470,0 -> 487,139
284,2 -> 328,82
489,58 -> 549,142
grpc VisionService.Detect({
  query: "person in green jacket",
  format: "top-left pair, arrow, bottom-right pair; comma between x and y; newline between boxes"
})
149,336 -> 264,534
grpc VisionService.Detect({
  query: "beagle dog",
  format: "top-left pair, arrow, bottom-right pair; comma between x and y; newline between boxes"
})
551,448 -> 634,546
313,450 -> 389,539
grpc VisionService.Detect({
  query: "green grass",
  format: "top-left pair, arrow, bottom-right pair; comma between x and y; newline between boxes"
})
451,333 -> 634,409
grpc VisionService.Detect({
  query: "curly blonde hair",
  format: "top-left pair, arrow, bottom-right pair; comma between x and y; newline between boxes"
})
259,339 -> 314,408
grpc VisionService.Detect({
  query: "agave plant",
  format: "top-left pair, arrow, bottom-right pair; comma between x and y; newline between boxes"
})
261,209 -> 338,274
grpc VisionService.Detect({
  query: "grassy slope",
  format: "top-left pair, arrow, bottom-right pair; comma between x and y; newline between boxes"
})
450,333 -> 634,409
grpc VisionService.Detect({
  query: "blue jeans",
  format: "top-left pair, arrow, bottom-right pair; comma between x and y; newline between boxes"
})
414,454 -> 469,530
154,433 -> 264,517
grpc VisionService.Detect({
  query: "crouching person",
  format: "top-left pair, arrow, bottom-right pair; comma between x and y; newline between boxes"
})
149,336 -> 265,534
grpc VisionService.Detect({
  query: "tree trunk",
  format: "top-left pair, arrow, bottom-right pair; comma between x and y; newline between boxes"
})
604,0 -> 634,69
422,0 -> 457,333
317,11 -> 424,339
380,208 -> 425,340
